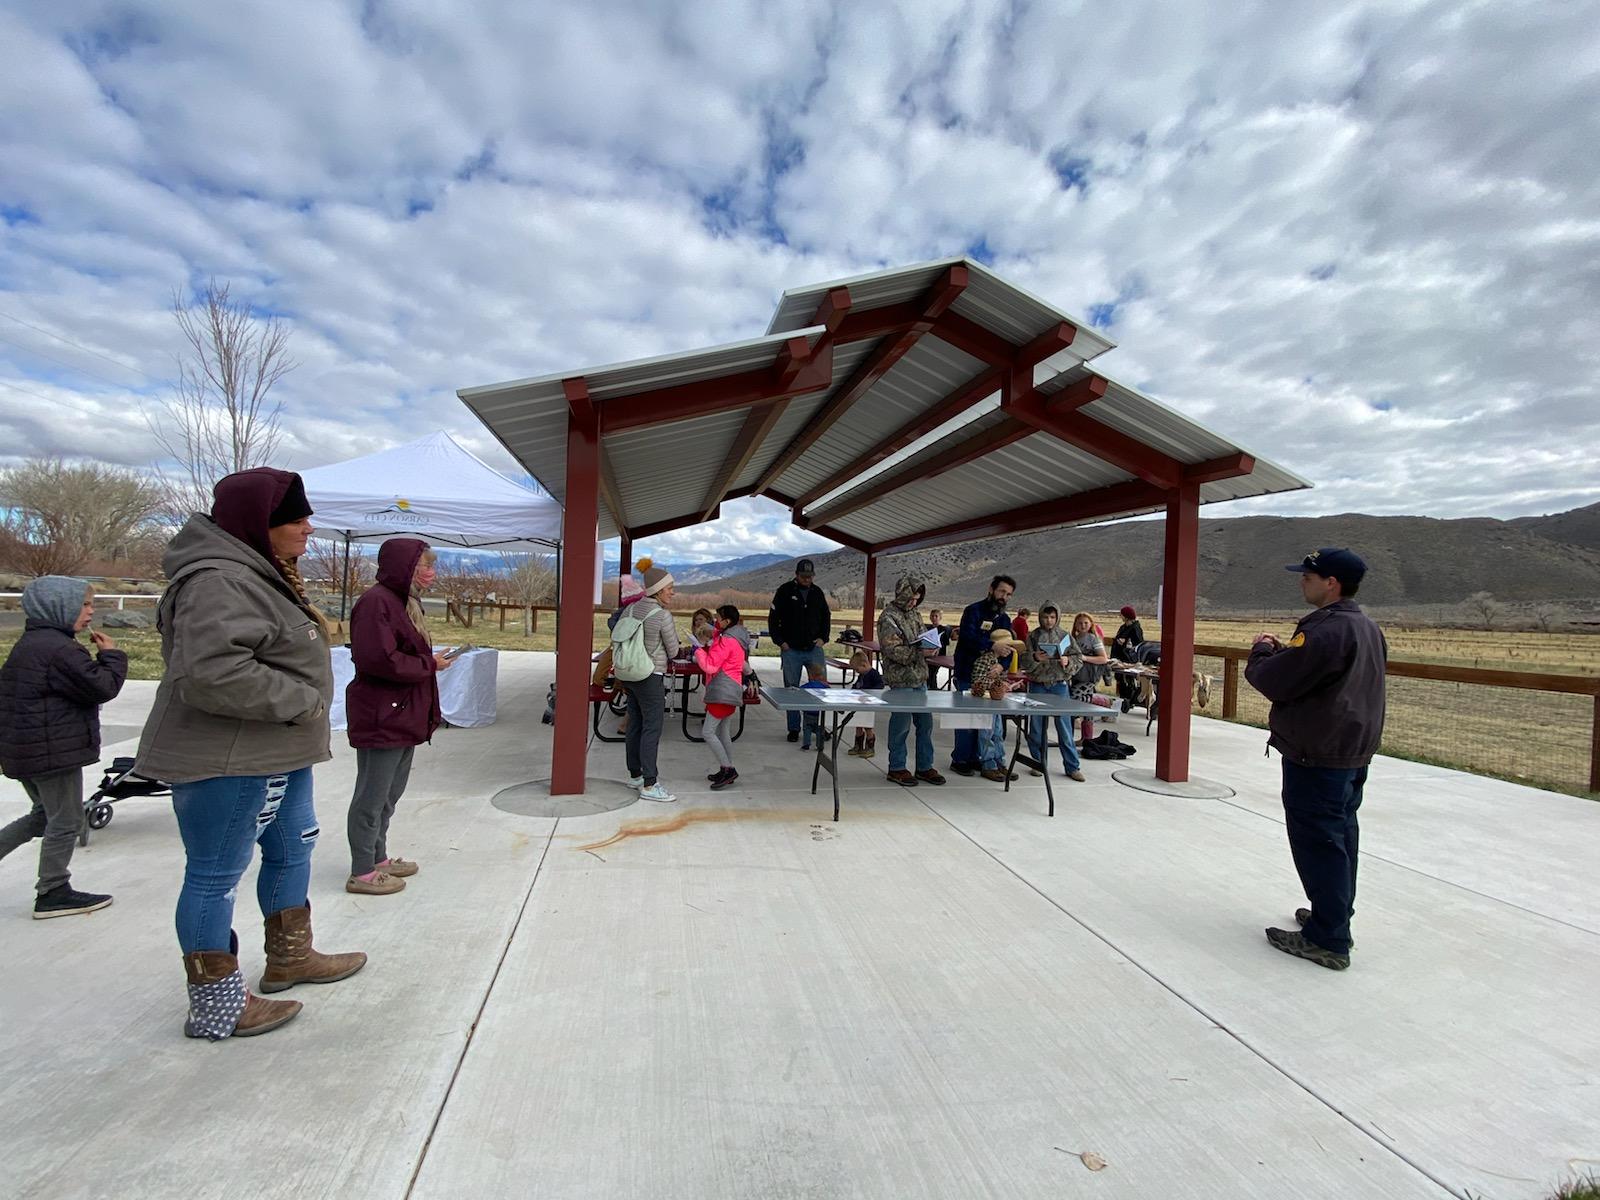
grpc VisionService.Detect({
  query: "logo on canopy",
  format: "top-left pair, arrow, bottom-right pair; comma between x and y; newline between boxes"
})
365,497 -> 429,527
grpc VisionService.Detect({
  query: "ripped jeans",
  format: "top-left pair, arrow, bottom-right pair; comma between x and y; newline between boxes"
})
172,768 -> 318,955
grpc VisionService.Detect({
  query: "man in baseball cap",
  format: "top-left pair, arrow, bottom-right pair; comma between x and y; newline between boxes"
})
768,557 -> 831,740
1246,545 -> 1387,972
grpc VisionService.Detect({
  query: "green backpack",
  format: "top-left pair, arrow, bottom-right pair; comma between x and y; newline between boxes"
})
610,602 -> 655,682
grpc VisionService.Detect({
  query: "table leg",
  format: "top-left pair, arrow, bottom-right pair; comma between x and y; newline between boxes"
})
1004,715 -> 1054,817
810,711 -> 854,822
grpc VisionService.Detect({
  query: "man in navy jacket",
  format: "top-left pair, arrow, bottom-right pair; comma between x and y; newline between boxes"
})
948,574 -> 1014,775
768,558 -> 831,742
1246,548 -> 1387,971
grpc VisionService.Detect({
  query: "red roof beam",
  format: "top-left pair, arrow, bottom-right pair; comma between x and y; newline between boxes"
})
695,399 -> 788,524
792,365 -> 1005,511
630,506 -> 720,540
1183,452 -> 1256,485
1005,389 -> 1184,490
598,338 -> 831,434
869,480 -> 1168,557
1014,321 -> 1077,370
748,266 -> 969,496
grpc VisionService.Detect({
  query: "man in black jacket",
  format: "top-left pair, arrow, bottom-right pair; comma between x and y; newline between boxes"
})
1245,548 -> 1387,971
768,558 -> 831,742
0,576 -> 128,918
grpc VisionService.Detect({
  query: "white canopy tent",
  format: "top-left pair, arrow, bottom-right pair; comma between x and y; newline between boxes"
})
299,430 -> 565,618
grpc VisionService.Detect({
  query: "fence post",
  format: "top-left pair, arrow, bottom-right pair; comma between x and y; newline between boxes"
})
1223,657 -> 1239,718
531,606 -> 538,633
1591,693 -> 1600,794
499,605 -> 506,631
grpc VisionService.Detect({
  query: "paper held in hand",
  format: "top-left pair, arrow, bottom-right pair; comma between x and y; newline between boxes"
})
914,627 -> 942,648
815,689 -> 886,704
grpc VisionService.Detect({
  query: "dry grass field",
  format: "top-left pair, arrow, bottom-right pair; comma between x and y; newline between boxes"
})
5,603 -> 1595,797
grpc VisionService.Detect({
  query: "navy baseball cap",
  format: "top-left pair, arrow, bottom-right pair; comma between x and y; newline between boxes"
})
795,558 -> 816,575
1286,547 -> 1367,587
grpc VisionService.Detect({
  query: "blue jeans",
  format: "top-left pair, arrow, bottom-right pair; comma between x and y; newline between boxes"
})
172,768 -> 318,955
1280,760 -> 1366,955
1026,682 -> 1081,772
781,646 -> 826,732
977,716 -> 1008,770
887,688 -> 934,772
950,665 -> 978,766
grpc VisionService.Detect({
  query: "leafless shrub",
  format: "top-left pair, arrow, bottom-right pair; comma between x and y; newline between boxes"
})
0,458 -> 165,576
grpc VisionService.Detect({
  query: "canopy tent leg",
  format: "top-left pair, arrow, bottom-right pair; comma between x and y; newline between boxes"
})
551,382 -> 599,795
338,534 -> 353,623
1155,482 -> 1199,782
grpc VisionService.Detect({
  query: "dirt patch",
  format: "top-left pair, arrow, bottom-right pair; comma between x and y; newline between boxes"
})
573,808 -> 820,852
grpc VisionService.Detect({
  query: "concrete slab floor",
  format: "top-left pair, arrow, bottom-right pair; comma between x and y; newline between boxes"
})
0,652 -> 1595,1200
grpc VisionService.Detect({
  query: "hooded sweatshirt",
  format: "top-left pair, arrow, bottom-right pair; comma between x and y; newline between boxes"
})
0,576 -> 128,779
346,538 -> 441,750
875,574 -> 928,689
693,626 -> 748,708
135,471 -> 333,783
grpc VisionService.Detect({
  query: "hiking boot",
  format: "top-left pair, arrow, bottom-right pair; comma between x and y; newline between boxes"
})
346,872 -> 405,895
1028,766 -> 1043,777
786,731 -> 799,743
949,762 -> 978,777
1066,770 -> 1086,782
378,857 -> 418,878
33,885 -> 113,919
1295,908 -> 1354,950
846,745 -> 867,757
886,770 -> 918,787
710,769 -> 739,791
708,769 -> 729,782
183,944 -> 301,1040
260,905 -> 368,993
1265,927 -> 1349,971
639,784 -> 677,802
914,769 -> 946,786
980,768 -> 1010,783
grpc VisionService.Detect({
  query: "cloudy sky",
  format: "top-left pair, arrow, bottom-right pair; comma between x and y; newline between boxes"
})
2,0 -> 1597,563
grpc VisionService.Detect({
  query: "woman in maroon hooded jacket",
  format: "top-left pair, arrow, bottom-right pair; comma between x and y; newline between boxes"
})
344,538 -> 449,896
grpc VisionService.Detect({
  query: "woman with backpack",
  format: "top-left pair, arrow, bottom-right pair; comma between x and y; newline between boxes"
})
693,605 -> 748,790
610,558 -> 679,802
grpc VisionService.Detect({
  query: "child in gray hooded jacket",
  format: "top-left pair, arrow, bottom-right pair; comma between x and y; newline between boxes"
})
0,576 -> 127,918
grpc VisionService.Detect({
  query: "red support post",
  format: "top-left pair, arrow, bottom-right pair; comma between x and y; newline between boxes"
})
1155,482 -> 1201,782
552,379 -> 600,796
862,554 -> 877,639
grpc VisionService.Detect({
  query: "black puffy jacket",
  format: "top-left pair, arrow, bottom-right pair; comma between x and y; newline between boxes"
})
0,621 -> 128,779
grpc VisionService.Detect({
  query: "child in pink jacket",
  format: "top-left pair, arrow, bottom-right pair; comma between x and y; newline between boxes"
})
693,605 -> 749,790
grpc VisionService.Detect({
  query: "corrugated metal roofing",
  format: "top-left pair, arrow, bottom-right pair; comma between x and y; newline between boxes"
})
767,257 -> 1117,361
458,258 -> 1310,550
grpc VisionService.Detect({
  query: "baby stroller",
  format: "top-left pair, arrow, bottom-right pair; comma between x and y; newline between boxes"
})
80,756 -> 171,847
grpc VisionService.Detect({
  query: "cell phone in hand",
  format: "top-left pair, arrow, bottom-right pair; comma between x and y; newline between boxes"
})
442,644 -> 471,660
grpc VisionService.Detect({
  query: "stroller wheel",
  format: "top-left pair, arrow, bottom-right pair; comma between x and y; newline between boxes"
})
1120,698 -> 1133,712
606,692 -> 628,717
87,804 -> 114,830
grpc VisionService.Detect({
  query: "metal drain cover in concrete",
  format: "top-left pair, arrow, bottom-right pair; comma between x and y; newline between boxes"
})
1111,768 -> 1236,799
491,779 -> 638,818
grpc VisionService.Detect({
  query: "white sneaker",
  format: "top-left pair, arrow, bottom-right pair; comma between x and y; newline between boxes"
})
627,775 -> 645,788
639,784 -> 677,803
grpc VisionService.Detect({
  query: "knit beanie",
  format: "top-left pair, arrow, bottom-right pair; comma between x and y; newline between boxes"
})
636,557 -> 673,597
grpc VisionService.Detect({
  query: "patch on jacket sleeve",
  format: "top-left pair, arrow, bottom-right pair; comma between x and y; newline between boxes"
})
1288,632 -> 1306,648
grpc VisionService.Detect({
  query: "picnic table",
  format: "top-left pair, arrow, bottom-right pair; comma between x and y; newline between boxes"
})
760,686 -> 1107,821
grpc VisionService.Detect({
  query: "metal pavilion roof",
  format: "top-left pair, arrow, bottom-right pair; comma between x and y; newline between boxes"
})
457,258 -> 1310,550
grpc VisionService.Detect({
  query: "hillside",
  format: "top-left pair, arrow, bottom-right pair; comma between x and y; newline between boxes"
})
697,506 -> 1600,615
1508,500 -> 1600,553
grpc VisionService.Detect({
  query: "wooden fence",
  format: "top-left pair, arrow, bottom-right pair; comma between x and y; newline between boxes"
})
1196,642 -> 1600,793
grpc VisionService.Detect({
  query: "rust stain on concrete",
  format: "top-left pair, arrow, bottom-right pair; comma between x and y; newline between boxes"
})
574,808 -> 805,852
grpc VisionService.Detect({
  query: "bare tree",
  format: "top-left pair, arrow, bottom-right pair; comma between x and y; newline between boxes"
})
302,538 -> 376,622
1464,590 -> 1502,630
1532,602 -> 1560,634
496,551 -> 557,634
434,561 -> 495,628
149,279 -> 296,517
0,458 -> 165,576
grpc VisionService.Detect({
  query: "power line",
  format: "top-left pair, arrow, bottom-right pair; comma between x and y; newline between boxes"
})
0,330 -> 156,393
0,379 -> 154,433
0,309 -> 158,381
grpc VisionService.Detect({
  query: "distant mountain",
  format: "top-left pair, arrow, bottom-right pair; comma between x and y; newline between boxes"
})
1508,500 -> 1600,553
690,505 -> 1600,617
644,553 -> 789,585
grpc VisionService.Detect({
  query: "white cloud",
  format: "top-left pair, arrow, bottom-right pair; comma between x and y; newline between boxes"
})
3,0 -> 1598,553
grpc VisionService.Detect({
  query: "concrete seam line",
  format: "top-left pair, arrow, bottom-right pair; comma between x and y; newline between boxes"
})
404,817 -> 559,1198
1208,794 -> 1600,939
914,795 -> 1467,1200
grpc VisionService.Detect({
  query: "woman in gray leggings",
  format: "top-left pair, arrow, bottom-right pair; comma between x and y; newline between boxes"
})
693,606 -> 750,791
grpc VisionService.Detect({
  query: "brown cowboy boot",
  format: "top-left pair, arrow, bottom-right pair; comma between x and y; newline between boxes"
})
183,945 -> 301,1040
259,904 -> 368,994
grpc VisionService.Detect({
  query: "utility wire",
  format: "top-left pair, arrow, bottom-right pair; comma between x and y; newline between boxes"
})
0,330 -> 155,393
0,309 -> 158,381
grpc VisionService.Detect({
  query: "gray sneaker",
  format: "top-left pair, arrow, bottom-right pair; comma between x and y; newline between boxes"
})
639,784 -> 676,803
1265,927 -> 1349,970
1295,907 -> 1354,950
